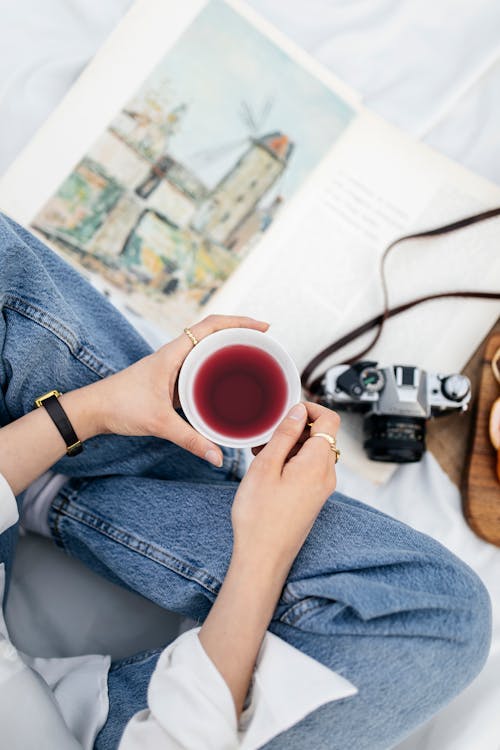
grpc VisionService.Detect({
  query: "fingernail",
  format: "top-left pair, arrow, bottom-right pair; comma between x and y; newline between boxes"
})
288,403 -> 306,420
205,449 -> 223,467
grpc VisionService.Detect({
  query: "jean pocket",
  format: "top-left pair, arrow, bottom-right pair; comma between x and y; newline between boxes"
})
3,295 -> 117,379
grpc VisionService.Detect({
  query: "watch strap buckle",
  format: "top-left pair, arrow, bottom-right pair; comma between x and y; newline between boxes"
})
35,390 -> 62,408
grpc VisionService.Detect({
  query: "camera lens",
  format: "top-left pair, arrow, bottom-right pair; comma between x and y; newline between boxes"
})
363,414 -> 426,463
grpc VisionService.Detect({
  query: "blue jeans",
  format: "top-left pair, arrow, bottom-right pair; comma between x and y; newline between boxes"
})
0,213 -> 492,750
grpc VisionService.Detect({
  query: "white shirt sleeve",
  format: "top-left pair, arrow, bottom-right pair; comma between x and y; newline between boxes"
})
0,562 -> 82,750
0,471 -> 19,534
0,638 -> 82,750
120,628 -> 357,750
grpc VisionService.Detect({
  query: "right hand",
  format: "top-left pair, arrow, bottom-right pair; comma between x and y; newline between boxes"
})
231,401 -> 340,575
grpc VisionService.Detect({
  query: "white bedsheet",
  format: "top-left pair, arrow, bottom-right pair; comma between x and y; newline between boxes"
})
1,1 -> 499,748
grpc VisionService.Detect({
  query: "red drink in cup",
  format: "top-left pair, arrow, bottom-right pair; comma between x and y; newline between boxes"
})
179,328 -> 301,448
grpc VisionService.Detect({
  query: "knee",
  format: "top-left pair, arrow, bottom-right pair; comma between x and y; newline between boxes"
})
410,542 -> 491,713
446,563 -> 491,689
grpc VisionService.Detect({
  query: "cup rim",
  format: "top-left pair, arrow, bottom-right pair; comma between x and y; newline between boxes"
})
178,328 -> 302,448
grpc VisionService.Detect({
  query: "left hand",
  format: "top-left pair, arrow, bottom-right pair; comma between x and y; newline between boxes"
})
78,314 -> 269,466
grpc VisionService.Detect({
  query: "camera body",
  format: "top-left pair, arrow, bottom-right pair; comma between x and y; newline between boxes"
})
318,361 -> 471,463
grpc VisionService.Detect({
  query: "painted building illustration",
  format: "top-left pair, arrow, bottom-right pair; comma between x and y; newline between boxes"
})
29,0 -> 356,334
192,132 -> 292,245
33,99 -> 294,305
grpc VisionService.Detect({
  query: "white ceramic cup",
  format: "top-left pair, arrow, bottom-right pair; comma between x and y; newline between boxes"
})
178,328 -> 302,448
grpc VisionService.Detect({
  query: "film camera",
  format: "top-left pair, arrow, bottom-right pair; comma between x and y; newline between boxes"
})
318,361 -> 471,463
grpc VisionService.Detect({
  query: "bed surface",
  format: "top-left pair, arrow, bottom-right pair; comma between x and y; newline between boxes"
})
2,0 -> 500,185
1,2 -> 499,748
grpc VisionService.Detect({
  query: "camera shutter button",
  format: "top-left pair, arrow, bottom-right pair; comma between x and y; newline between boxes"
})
441,374 -> 470,402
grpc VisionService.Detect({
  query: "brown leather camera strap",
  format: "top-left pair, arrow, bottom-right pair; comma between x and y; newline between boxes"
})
302,206 -> 500,395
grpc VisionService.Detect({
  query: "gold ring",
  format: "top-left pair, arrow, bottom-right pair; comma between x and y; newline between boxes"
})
184,327 -> 199,347
308,430 -> 341,463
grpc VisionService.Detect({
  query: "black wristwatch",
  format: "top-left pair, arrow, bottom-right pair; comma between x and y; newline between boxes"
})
35,390 -> 83,457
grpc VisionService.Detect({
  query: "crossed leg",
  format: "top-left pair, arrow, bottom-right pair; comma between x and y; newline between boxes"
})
48,474 -> 491,750
0,214 -> 491,749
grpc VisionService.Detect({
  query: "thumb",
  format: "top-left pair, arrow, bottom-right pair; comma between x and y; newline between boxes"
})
167,412 -> 223,467
255,403 -> 307,471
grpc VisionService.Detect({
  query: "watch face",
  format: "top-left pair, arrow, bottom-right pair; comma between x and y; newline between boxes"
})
360,367 -> 385,393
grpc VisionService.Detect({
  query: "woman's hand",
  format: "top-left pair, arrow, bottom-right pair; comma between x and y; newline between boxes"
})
231,401 -> 340,574
199,401 -> 340,716
73,314 -> 268,467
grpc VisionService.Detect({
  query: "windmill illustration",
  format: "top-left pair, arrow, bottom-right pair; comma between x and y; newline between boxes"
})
188,96 -> 294,247
129,93 -> 294,248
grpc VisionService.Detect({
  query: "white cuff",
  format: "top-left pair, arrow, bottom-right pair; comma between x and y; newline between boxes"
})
0,472 -> 19,535
151,628 -> 238,745
120,628 -> 237,750
238,630 -> 357,749
121,627 -> 357,750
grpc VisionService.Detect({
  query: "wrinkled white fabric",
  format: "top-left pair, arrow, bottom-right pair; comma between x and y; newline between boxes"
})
0,473 -> 18,535
249,0 -> 500,184
2,0 -> 500,185
21,471 -> 69,538
0,478 -> 109,750
0,0 -> 134,174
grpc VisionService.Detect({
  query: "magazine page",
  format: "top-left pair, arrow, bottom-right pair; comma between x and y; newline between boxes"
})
206,111 -> 500,481
209,110 -> 500,371
0,0 -> 360,335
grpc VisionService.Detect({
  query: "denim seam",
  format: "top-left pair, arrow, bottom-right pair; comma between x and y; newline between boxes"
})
50,495 -> 68,549
280,585 -> 298,603
280,600 -> 471,640
50,495 -> 222,595
50,483 -> 81,549
109,648 -> 161,672
3,294 -> 116,378
278,596 -> 330,626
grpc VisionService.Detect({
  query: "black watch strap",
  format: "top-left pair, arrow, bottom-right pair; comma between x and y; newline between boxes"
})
35,390 -> 83,457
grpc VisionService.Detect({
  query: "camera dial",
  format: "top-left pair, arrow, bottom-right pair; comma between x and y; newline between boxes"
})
359,367 -> 385,393
441,374 -> 470,402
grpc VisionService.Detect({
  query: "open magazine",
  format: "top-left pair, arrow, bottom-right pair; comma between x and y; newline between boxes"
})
1,0 -> 499,482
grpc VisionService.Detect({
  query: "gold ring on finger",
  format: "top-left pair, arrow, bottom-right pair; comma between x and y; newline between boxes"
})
183,327 -> 199,347
307,430 -> 340,463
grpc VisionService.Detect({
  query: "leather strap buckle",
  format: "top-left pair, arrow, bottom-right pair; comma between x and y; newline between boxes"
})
34,390 -> 83,457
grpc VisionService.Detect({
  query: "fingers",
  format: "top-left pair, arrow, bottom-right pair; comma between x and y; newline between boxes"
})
167,411 -> 223,467
304,401 -> 341,434
190,314 -> 269,339
252,429 -> 308,458
170,314 -> 269,361
253,403 -> 308,473
290,402 -> 341,478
